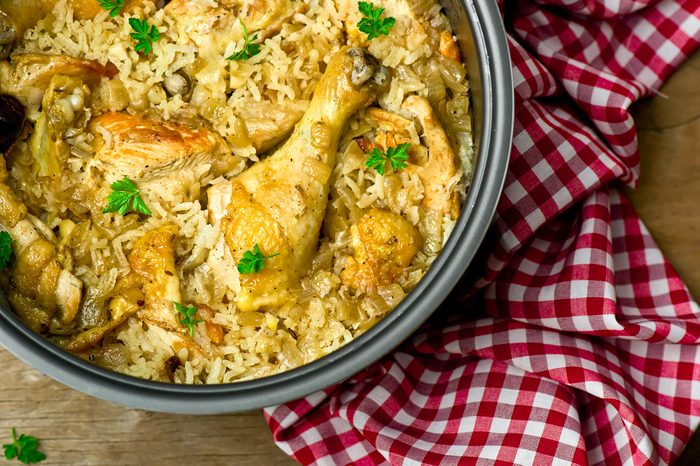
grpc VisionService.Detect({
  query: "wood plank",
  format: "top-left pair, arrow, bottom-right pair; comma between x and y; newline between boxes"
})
627,51 -> 700,300
0,349 -> 296,465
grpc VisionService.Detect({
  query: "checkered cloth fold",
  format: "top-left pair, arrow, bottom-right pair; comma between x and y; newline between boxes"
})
265,1 -> 700,464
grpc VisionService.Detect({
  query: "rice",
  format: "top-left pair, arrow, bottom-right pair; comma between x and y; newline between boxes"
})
3,0 -> 474,384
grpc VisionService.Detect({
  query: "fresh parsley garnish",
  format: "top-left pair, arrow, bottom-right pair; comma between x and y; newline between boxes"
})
365,143 -> 410,176
357,2 -> 396,40
0,231 -> 13,270
226,20 -> 261,61
102,178 -> 152,216
2,428 -> 46,465
98,0 -> 125,17
129,17 -> 161,56
237,244 -> 279,275
174,302 -> 203,338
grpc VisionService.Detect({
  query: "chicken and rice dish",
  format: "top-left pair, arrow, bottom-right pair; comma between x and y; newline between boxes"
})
0,0 -> 473,383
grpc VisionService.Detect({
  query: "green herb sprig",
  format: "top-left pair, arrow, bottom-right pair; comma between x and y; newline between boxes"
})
0,231 -> 13,270
226,20 -> 261,61
98,0 -> 125,17
365,143 -> 410,176
357,2 -> 396,40
174,302 -> 203,338
237,244 -> 279,275
129,17 -> 161,56
102,178 -> 152,216
2,428 -> 46,465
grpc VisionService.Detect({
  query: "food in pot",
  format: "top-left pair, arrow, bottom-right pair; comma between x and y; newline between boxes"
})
0,0 -> 473,383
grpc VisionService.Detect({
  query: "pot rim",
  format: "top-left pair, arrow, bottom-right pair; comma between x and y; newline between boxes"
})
0,0 -> 513,414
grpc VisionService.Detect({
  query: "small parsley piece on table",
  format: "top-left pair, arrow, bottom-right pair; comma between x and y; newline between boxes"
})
174,302 -> 203,338
357,1 -> 396,40
0,231 -> 13,270
98,0 -> 125,17
226,20 -> 261,61
365,143 -> 410,176
237,243 -> 279,275
129,17 -> 161,56
102,177 -> 152,216
2,428 -> 46,465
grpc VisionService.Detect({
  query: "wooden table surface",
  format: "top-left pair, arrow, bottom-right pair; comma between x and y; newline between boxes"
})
0,52 -> 698,466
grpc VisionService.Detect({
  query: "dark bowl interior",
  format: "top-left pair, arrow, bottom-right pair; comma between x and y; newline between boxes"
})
0,0 -> 513,414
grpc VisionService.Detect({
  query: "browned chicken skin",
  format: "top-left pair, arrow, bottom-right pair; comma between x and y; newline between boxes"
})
340,209 -> 420,293
88,112 -> 235,185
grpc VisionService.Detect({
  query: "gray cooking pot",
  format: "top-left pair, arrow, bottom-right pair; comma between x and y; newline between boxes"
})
0,0 -> 513,414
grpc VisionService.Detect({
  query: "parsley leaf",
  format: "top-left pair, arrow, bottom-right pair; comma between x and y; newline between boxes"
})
174,302 -> 203,338
129,17 -> 161,56
102,177 -> 152,216
365,143 -> 410,176
237,244 -> 279,275
0,231 -> 13,270
2,428 -> 46,464
98,0 -> 125,17
357,1 -> 396,40
226,20 -> 261,61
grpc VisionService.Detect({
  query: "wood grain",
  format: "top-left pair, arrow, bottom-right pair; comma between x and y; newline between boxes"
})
627,50 -> 700,300
0,52 -> 697,466
0,351 -> 295,466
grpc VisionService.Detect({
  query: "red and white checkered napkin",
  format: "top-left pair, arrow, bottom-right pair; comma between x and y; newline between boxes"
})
264,1 -> 700,464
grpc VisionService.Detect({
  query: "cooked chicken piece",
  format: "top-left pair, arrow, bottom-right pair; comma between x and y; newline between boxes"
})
237,100 -> 308,152
207,47 -> 385,311
0,54 -> 116,110
55,270 -> 83,324
9,235 -> 84,329
206,183 -> 241,296
340,209 -> 420,293
364,97 -> 460,218
402,96 -> 460,218
0,171 -> 83,329
86,112 -> 236,204
116,224 -> 182,331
